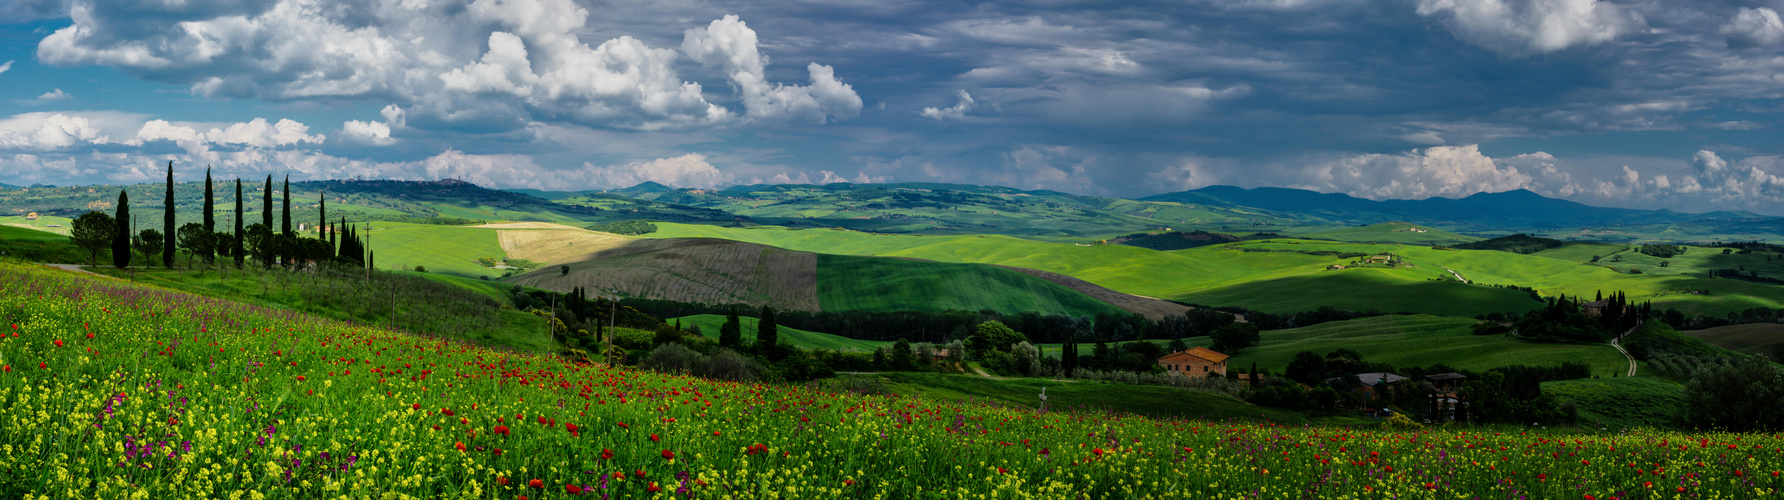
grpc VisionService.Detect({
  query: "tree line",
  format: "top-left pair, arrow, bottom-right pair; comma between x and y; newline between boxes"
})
68,162 -> 376,271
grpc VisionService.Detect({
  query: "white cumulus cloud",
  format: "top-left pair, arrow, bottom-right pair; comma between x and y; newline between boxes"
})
0,60 -> 11,75
920,90 -> 977,120
1723,7 -> 1784,49
340,120 -> 394,146
0,113 -> 109,150
683,15 -> 863,124
1415,0 -> 1640,57
35,88 -> 71,101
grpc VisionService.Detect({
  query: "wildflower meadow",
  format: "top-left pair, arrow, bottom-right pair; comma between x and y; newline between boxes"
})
1,261 -> 1781,499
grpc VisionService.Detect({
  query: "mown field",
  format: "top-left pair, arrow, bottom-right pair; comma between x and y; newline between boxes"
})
363,222 -> 510,278
3,261 -> 1783,499
1685,324 -> 1784,357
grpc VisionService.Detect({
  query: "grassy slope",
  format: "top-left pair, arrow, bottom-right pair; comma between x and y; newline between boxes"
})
671,314 -> 886,351
817,254 -> 1125,317
1176,315 -> 1629,377
0,215 -> 74,236
1178,269 -> 1543,316
1398,245 -> 1784,316
871,372 -> 1310,423
1683,324 -> 1784,356
0,224 -> 85,264
364,222 -> 508,278
397,270 -> 514,305
1542,377 -> 1685,429
88,266 -> 552,352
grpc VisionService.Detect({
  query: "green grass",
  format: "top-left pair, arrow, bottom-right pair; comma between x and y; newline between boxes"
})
672,314 -> 887,351
1541,377 -> 1686,429
0,224 -> 85,263
1173,315 -> 1629,377
871,372 -> 1309,423
363,222 -> 508,278
0,215 -> 74,236
817,254 -> 1125,316
396,270 -> 514,305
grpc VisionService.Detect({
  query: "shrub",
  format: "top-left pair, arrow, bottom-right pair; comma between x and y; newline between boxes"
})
1683,355 -> 1784,432
414,265 -> 426,272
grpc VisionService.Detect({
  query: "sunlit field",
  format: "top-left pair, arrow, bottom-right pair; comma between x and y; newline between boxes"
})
2,261 -> 1781,499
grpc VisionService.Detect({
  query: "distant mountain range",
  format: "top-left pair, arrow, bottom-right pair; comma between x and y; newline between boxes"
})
1142,186 -> 1766,230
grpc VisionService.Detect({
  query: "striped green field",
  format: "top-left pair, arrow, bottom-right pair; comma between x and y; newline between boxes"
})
817,254 -> 1126,316
671,314 -> 887,351
364,222 -> 508,278
1173,315 -> 1630,377
0,215 -> 74,236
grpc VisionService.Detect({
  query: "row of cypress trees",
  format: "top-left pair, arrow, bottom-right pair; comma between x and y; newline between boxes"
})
146,161 -> 368,269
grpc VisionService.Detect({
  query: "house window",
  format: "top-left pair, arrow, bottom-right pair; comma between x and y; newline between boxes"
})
1203,365 -> 1208,372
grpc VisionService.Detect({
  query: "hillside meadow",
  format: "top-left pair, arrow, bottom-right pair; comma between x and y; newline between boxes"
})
5,261 -> 1784,499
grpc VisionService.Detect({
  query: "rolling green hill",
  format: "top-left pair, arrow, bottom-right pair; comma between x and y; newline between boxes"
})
816,254 -> 1126,316
1542,377 -> 1685,428
1304,222 -> 1478,246
1684,324 -> 1784,357
1180,315 -> 1629,377
364,222 -> 510,278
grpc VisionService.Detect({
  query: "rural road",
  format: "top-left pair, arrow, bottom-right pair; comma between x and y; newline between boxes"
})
1609,327 -> 1638,377
1440,267 -> 1469,284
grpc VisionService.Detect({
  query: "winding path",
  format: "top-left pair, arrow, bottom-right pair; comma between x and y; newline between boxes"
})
1609,326 -> 1639,377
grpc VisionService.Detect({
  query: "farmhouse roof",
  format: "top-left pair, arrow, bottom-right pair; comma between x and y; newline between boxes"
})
1157,347 -> 1229,364
1583,299 -> 1609,308
1351,373 -> 1407,385
1426,373 -> 1466,381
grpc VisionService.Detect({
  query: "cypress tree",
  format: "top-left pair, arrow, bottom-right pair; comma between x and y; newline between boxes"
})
281,175 -> 291,236
261,175 -> 272,267
757,306 -> 779,359
163,161 -> 175,267
202,167 -> 214,263
112,190 -> 130,269
1061,331 -> 1077,377
233,179 -> 244,268
719,307 -> 742,348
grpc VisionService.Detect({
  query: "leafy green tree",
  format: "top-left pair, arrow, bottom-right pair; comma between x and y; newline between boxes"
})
1285,351 -> 1327,385
112,190 -> 130,269
177,222 -> 213,268
892,338 -> 916,370
1167,337 -> 1188,352
968,321 -> 1027,359
72,210 -> 115,266
243,223 -> 272,268
213,232 -> 236,261
136,229 -> 164,266
1683,355 -> 1784,432
163,161 -> 175,267
757,306 -> 780,360
653,323 -> 684,346
719,308 -> 742,348
1209,323 -> 1261,354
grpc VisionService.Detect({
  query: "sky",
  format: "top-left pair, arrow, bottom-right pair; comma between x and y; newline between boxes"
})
2,0 -> 1784,214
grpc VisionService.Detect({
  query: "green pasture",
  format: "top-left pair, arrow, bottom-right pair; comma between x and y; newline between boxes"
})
816,254 -> 1125,317
1541,377 -> 1686,429
395,270 -> 513,305
0,224 -> 84,264
671,314 -> 886,352
1176,315 -> 1628,377
0,215 -> 74,236
364,222 -> 508,278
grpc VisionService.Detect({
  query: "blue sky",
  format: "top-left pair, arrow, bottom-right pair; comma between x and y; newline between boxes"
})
3,0 -> 1784,214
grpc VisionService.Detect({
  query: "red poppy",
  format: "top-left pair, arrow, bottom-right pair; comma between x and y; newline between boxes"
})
565,484 -> 582,494
412,403 -> 421,410
53,339 -> 62,347
601,448 -> 614,460
528,479 -> 543,488
455,441 -> 466,452
650,433 -> 660,442
494,425 -> 510,436
497,477 -> 510,486
647,482 -> 661,492
634,469 -> 646,478
661,449 -> 675,460
566,423 -> 578,433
